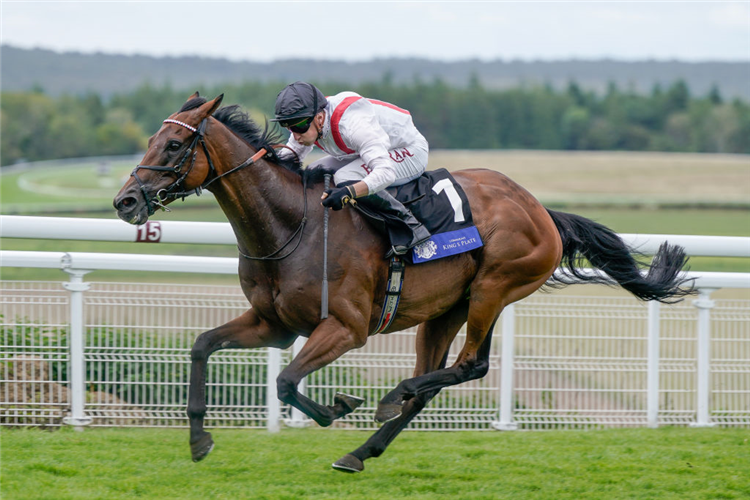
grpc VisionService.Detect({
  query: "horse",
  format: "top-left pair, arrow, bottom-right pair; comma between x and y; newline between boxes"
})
113,93 -> 693,473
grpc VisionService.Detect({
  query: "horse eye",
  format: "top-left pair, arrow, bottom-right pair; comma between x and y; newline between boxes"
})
167,141 -> 181,152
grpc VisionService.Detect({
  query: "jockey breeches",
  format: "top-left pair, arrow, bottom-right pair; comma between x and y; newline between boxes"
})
310,143 -> 428,190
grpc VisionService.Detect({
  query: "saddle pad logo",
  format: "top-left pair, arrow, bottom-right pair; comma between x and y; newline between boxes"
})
412,226 -> 483,264
414,240 -> 438,260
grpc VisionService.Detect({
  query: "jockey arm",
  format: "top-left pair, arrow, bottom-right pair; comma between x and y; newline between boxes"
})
279,97 -> 396,205
321,114 -> 394,207
340,101 -> 395,196
277,107 -> 394,197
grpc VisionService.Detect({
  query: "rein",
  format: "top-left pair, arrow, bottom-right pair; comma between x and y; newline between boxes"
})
132,117 -> 308,261
237,173 -> 309,261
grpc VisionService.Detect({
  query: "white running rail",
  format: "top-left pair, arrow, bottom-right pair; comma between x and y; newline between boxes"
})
1,216 -> 748,432
2,215 -> 749,257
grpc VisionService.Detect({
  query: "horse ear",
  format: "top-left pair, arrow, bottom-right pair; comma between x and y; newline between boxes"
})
201,94 -> 224,117
187,91 -> 200,100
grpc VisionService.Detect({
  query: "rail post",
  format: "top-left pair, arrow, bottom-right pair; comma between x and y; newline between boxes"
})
61,268 -> 93,430
266,347 -> 281,432
492,304 -> 518,430
691,288 -> 717,427
647,301 -> 661,428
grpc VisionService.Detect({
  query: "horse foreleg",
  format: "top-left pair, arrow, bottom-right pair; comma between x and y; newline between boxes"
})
188,309 -> 295,462
276,316 -> 367,427
333,300 -> 469,473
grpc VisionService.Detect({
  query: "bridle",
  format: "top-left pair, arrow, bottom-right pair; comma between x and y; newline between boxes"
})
130,117 -> 309,261
130,118 -> 206,215
131,118 -> 265,215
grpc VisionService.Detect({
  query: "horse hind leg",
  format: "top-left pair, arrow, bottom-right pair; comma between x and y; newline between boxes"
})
374,298 -> 501,423
187,309 -> 295,462
333,299 -> 470,473
374,256 -> 554,421
333,380 -> 444,473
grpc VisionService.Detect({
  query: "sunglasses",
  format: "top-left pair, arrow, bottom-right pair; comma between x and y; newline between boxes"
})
282,116 -> 314,134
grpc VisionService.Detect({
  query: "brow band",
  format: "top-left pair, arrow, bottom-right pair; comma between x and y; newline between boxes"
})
163,119 -> 197,133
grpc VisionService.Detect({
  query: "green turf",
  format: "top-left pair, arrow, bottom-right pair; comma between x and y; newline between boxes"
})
1,427 -> 748,499
0,165 -> 215,214
1,165 -> 128,208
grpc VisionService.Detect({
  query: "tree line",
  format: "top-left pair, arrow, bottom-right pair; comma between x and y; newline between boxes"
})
2,78 -> 748,166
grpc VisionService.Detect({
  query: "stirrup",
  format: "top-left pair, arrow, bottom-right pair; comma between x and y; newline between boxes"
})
385,246 -> 406,259
384,229 -> 431,259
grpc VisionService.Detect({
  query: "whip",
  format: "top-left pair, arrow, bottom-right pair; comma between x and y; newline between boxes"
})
321,174 -> 331,319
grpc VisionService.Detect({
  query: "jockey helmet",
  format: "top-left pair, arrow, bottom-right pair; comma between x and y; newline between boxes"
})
271,82 -> 328,128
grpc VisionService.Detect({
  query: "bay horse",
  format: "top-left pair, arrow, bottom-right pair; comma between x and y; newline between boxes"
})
113,93 -> 692,473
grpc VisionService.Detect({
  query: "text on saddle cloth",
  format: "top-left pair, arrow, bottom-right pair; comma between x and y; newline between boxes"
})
389,168 -> 484,264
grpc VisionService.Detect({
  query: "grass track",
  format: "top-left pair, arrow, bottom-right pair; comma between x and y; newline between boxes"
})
2,427 -> 748,499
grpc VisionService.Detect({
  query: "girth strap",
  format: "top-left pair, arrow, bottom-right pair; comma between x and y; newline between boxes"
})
372,256 -> 405,334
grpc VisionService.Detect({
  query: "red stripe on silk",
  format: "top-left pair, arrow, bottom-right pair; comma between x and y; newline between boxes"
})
368,99 -> 410,115
315,97 -> 330,151
330,96 -> 362,154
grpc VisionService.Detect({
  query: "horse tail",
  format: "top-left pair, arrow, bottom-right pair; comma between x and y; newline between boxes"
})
545,209 -> 694,303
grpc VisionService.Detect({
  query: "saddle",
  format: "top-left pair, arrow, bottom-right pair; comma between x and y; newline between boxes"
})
354,169 -> 483,263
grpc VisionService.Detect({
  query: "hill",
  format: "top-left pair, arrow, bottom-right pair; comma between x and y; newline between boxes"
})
2,45 -> 748,100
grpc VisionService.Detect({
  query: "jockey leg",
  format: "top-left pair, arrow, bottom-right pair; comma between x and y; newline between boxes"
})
331,144 -> 427,188
334,145 -> 430,257
357,191 -> 431,257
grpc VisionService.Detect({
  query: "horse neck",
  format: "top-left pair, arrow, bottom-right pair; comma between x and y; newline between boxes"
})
205,125 -> 306,258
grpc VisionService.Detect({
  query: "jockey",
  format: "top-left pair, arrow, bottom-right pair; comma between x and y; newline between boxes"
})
271,81 -> 431,257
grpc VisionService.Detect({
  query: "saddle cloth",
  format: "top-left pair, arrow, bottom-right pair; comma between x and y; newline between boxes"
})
356,168 -> 484,264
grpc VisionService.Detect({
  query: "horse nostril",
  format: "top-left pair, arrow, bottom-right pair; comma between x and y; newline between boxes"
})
116,196 -> 137,210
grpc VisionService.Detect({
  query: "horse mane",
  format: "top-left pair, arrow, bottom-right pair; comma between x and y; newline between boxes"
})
178,97 -> 331,185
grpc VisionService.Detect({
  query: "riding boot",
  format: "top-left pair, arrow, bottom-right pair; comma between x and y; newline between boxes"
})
358,190 -> 431,258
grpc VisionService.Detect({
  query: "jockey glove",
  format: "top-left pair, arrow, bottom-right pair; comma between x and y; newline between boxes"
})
322,185 -> 356,210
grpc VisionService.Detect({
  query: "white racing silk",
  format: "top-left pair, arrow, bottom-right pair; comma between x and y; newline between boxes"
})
279,91 -> 428,194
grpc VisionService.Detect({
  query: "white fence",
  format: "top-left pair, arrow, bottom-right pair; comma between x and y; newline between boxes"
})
1,216 -> 749,431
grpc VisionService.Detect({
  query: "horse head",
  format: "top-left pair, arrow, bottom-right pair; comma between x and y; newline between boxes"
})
113,92 -> 224,225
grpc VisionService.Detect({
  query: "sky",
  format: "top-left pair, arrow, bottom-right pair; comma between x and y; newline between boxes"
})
1,1 -> 749,63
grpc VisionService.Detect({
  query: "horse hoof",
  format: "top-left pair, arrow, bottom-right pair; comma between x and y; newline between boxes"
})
332,454 -> 364,473
190,432 -> 214,462
334,392 -> 365,413
374,402 -> 403,423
